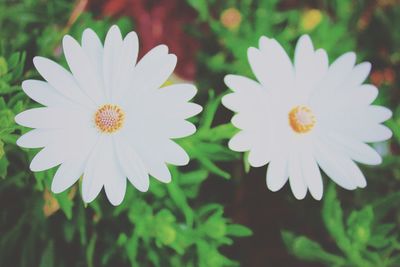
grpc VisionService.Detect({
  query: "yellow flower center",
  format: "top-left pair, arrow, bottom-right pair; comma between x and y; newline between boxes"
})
288,105 -> 316,134
94,104 -> 125,133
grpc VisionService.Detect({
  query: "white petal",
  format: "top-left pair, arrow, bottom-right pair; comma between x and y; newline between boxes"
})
158,84 -> 198,102
248,38 -> 294,91
153,85 -> 202,119
357,84 -> 378,105
30,145 -> 64,171
266,155 -> 289,192
295,35 -> 314,71
247,130 -> 277,168
33,56 -> 94,108
22,80 -> 70,107
314,137 -> 366,189
82,144 -> 104,203
153,98 -> 202,119
103,25 -> 124,100
114,135 -> 149,192
63,35 -> 105,104
326,132 -> 382,165
224,74 -> 264,93
222,76 -> 266,113
324,52 -> 356,87
228,131 -> 251,152
331,84 -> 379,109
231,113 -> 256,130
134,46 -> 176,89
294,35 -> 328,96
165,120 -> 197,138
82,28 -> 104,78
104,172 -> 126,206
342,62 -> 371,88
15,107 -> 90,129
248,146 -> 271,167
82,135 -> 126,205
158,139 -> 190,166
300,152 -> 323,200
288,153 -> 308,200
122,31 -> 139,67
51,129 -> 98,193
51,160 -> 85,193
120,130 -> 172,183
112,31 -> 139,101
17,129 -> 59,148
340,122 -> 392,143
364,106 -> 392,123
30,127 -> 97,172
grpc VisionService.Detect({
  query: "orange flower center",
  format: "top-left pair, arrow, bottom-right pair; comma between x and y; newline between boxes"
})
288,105 -> 316,134
94,104 -> 125,133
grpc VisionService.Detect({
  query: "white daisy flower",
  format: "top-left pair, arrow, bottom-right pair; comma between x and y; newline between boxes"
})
15,25 -> 202,205
223,35 -> 392,200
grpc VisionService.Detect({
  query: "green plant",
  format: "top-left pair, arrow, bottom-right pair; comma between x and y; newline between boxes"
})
282,183 -> 400,267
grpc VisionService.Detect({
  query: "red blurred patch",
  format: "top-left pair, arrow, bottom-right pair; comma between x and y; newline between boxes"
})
88,0 -> 200,81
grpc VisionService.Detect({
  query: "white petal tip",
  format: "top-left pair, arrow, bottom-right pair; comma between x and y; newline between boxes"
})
109,25 -> 120,31
357,179 -> 367,188
14,113 -> 22,125
32,56 -> 45,68
51,184 -> 64,194
192,104 -> 203,116
136,184 -> 150,193
29,162 -> 44,172
266,181 -> 283,192
176,156 -> 190,166
108,198 -> 124,206
313,195 -> 323,201
310,191 -> 323,201
223,75 -> 233,86
155,175 -> 172,184
299,34 -> 312,43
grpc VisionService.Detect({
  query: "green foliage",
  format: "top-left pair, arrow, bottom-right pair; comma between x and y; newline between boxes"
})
283,184 -> 400,267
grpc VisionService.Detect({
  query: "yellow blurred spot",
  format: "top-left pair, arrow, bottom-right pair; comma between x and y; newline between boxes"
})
43,189 -> 60,217
161,79 -> 174,87
43,186 -> 77,217
161,73 -> 189,87
220,8 -> 242,30
301,9 -> 323,31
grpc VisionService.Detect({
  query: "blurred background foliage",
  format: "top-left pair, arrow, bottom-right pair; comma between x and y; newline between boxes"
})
0,0 -> 399,266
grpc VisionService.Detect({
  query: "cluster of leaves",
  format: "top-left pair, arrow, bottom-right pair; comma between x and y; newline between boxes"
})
0,51 -> 25,178
283,184 -> 400,267
0,1 -> 251,267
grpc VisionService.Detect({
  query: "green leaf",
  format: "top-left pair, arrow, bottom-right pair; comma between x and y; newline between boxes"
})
0,154 -> 9,178
86,234 -> 97,267
346,206 -> 374,248
199,91 -> 222,131
226,224 -> 253,237
179,170 -> 208,185
39,241 -> 54,267
54,190 -> 74,220
167,170 -> 194,226
282,230 -> 345,265
0,57 -> 7,76
186,0 -> 209,20
322,183 -> 352,253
